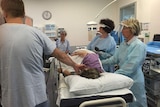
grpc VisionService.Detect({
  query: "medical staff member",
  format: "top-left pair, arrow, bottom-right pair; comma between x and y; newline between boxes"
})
0,12 -> 5,107
102,18 -> 147,107
87,18 -> 116,72
56,30 -> 71,54
0,0 -> 84,107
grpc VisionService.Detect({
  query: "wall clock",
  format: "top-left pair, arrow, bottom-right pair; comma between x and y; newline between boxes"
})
42,10 -> 52,20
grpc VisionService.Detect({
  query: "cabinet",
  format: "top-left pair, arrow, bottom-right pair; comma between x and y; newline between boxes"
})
44,24 -> 57,40
143,57 -> 160,107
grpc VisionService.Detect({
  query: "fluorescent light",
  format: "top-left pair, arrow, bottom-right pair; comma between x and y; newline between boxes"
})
87,21 -> 97,25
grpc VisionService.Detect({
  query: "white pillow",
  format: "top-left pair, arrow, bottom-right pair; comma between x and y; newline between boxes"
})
64,72 -> 134,95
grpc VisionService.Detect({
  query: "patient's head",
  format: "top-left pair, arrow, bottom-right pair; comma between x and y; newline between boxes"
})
80,68 -> 100,79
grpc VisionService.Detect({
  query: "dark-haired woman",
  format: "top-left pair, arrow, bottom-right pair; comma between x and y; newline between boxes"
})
87,18 -> 116,72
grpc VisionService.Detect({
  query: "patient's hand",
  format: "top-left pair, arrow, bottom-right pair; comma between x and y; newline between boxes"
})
73,63 -> 87,74
57,68 -> 63,73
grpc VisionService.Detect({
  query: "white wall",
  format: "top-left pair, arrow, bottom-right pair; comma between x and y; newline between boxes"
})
149,0 -> 160,40
23,0 -> 160,45
117,0 -> 160,42
23,0 -> 118,46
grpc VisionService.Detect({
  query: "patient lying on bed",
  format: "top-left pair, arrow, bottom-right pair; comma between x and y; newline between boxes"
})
58,49 -> 104,79
61,67 -> 101,79
57,49 -> 134,99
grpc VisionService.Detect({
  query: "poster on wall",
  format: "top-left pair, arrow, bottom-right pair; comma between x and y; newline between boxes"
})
140,23 -> 149,31
140,22 -> 150,43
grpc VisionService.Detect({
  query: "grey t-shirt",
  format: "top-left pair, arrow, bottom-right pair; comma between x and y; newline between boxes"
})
0,23 -> 56,107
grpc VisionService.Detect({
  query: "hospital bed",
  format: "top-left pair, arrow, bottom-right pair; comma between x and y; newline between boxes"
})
56,73 -> 134,107
46,49 -> 135,107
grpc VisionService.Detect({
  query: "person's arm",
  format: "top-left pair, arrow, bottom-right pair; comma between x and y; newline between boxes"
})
102,43 -> 146,77
40,30 -> 85,73
101,45 -> 119,65
51,48 -> 85,74
100,46 -> 116,58
115,44 -> 146,77
98,39 -> 116,59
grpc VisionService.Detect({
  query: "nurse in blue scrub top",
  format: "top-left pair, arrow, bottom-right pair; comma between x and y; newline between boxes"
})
87,18 -> 116,72
56,30 -> 71,54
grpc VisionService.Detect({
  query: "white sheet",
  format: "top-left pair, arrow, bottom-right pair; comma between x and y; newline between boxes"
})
55,55 -> 83,72
56,74 -> 135,106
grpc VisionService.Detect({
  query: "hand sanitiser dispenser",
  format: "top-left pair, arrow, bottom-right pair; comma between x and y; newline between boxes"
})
87,21 -> 97,41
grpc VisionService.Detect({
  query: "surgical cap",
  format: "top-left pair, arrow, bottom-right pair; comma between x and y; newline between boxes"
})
121,18 -> 140,36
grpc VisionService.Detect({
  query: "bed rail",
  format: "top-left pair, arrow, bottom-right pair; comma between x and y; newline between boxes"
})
79,97 -> 127,107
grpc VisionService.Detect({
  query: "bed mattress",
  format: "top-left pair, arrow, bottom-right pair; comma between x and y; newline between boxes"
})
56,74 -> 134,107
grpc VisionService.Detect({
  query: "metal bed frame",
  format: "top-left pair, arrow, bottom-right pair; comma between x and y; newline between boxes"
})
46,58 -> 132,107
79,97 -> 127,107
